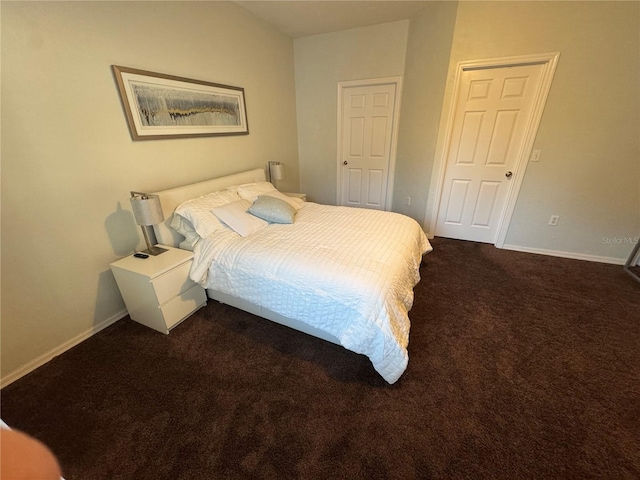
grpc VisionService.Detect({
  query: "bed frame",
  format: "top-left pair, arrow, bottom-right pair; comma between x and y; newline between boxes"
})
152,168 -> 340,345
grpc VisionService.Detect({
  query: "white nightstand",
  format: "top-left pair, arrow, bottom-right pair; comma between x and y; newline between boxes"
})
283,192 -> 307,202
110,246 -> 207,334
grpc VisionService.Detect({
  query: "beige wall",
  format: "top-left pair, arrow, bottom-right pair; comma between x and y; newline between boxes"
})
428,1 -> 639,260
1,1 -> 299,379
294,20 -> 410,205
393,2 -> 458,219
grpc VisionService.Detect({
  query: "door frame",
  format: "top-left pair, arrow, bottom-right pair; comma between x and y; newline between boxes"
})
426,52 -> 560,247
336,76 -> 403,210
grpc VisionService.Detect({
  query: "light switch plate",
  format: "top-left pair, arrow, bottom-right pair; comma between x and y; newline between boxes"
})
531,149 -> 542,162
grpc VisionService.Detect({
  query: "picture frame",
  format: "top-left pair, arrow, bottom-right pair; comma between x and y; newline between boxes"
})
112,65 -> 249,140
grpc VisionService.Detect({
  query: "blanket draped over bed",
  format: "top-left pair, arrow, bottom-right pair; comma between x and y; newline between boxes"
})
190,202 -> 431,383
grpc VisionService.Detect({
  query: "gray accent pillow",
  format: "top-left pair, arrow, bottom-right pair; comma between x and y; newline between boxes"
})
248,195 -> 296,224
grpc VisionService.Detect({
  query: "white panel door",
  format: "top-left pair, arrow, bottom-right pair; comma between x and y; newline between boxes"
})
435,63 -> 544,243
339,83 -> 397,210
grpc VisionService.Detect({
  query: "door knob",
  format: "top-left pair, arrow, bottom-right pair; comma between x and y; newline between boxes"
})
343,161 -> 348,165
505,171 -> 513,178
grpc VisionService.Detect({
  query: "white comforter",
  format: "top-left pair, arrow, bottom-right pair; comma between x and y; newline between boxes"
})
190,203 -> 432,383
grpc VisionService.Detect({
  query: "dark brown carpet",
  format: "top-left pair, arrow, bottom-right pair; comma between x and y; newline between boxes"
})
2,238 -> 639,479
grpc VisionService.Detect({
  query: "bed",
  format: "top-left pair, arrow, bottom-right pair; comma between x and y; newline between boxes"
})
152,168 -> 432,383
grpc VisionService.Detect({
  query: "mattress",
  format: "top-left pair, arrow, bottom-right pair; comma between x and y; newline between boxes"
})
190,203 -> 432,383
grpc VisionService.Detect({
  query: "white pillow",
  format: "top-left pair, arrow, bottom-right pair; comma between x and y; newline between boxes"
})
211,199 -> 268,237
169,214 -> 200,246
175,189 -> 241,238
261,189 -> 304,211
248,195 -> 296,224
236,182 -> 276,202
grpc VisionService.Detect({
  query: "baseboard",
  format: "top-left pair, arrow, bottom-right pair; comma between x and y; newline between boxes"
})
501,244 -> 626,265
0,309 -> 128,389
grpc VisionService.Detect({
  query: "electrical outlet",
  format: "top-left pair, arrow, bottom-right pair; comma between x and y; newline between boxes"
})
549,215 -> 560,226
406,196 -> 411,206
531,149 -> 542,162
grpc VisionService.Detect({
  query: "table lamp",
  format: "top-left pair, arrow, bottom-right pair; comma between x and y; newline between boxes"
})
268,162 -> 285,188
130,191 -> 168,255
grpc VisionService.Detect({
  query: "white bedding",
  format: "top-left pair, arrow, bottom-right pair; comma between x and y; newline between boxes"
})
190,203 -> 432,384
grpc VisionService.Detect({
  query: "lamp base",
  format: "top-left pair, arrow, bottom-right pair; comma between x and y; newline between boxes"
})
142,245 -> 168,256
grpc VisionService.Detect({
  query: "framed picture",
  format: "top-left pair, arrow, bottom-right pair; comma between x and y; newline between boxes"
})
112,65 -> 249,140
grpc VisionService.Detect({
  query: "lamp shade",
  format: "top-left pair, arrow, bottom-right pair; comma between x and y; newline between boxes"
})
269,162 -> 285,181
130,194 -> 164,226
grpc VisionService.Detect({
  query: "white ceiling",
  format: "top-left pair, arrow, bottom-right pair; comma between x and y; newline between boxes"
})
234,1 -> 431,39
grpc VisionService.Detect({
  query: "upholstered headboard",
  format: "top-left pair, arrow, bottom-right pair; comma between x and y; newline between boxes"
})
152,168 -> 266,248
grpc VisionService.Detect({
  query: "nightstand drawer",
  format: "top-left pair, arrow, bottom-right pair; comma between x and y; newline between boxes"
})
161,284 -> 207,330
152,261 -> 195,305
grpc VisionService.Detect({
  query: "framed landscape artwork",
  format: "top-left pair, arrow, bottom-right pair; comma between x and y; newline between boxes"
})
112,65 -> 249,140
